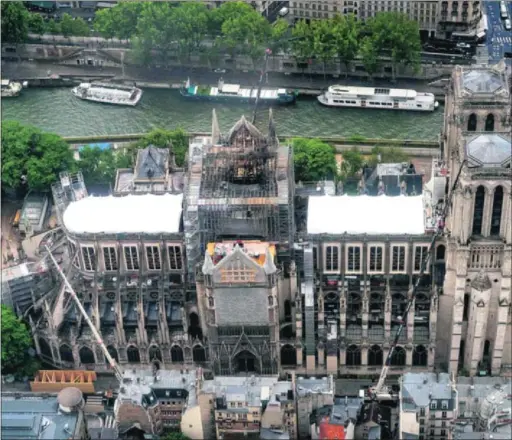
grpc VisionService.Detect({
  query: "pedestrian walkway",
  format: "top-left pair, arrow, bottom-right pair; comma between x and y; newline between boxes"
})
493,36 -> 512,44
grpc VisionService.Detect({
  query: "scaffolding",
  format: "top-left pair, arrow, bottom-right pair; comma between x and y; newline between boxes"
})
184,113 -> 294,281
51,171 -> 88,226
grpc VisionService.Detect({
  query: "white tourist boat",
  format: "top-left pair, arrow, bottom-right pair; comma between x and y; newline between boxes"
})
72,82 -> 143,106
1,79 -> 26,98
317,85 -> 439,112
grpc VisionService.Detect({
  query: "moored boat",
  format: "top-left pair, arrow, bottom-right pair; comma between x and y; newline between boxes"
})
180,78 -> 297,105
1,79 -> 24,98
72,82 -> 143,106
317,85 -> 439,112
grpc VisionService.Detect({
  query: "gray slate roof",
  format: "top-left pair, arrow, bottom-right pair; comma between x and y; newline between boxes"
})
462,70 -> 505,94
215,287 -> 269,326
401,373 -> 453,410
466,134 -> 512,167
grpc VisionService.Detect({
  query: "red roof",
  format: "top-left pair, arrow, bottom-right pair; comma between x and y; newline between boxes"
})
319,417 -> 345,440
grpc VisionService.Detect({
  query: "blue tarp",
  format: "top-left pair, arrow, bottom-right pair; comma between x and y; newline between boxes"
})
78,142 -> 112,151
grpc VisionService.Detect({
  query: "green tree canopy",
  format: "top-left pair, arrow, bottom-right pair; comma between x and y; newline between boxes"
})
359,36 -> 380,79
134,128 -> 189,168
292,138 -> 337,183
367,12 -> 421,79
291,19 -> 314,64
94,1 -> 143,40
1,2 -> 29,44
311,19 -> 336,78
331,14 -> 360,76
161,432 -> 189,440
368,146 -> 410,166
77,146 -> 130,186
1,121 -> 75,191
1,305 -> 35,375
171,1 -> 209,59
28,13 -> 45,36
340,148 -> 364,179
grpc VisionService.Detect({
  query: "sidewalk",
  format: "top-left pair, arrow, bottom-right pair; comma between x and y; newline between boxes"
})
2,61 -> 447,93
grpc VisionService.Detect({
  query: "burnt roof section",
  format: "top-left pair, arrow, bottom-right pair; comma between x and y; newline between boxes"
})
134,146 -> 169,181
465,134 -> 512,168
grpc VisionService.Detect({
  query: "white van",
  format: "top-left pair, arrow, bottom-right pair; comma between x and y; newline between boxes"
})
500,3 -> 508,19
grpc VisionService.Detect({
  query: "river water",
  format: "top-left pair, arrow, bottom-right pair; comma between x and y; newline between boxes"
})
1,87 -> 444,140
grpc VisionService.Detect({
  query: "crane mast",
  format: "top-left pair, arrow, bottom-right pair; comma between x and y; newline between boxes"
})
45,246 -> 124,382
369,159 -> 466,401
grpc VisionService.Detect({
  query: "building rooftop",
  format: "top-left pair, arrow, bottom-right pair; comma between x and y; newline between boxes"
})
20,192 -> 49,233
401,373 -> 454,410
307,195 -> 427,235
465,134 -> 512,168
1,262 -> 32,283
462,69 -> 506,94
62,193 -> 183,234
296,376 -> 334,398
1,395 -> 80,440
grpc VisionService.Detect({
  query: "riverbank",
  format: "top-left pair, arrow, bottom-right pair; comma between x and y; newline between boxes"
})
3,61 -> 448,99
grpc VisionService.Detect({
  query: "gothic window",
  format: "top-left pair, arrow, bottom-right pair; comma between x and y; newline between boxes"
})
146,245 -> 161,270
413,345 -> 428,366
490,186 -> 503,236
325,245 -> 339,271
414,245 -> 429,272
346,345 -> 361,366
472,186 -> 485,235
391,245 -> 406,272
436,245 -> 446,261
390,346 -> 406,366
168,245 -> 183,270
467,113 -> 477,131
124,245 -> 139,271
208,296 -> 214,307
368,345 -> 383,366
368,246 -> 384,272
313,246 -> 318,271
347,246 -> 361,272
268,295 -> 274,306
81,246 -> 96,272
485,113 -> 495,132
103,246 -> 117,272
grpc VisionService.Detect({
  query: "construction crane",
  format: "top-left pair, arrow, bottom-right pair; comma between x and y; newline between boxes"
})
368,159 -> 467,402
44,245 -> 124,382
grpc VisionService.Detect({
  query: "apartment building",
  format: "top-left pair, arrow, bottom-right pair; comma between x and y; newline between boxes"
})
288,1 -> 482,39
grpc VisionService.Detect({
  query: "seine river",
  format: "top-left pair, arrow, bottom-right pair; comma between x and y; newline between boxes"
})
1,87 -> 444,140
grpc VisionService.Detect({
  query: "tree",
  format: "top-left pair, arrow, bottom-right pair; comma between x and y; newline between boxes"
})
171,2 -> 209,60
135,128 -> 189,167
368,146 -> 409,166
311,19 -> 336,79
291,20 -> 314,74
94,1 -> 143,40
340,148 -> 364,179
367,12 -> 421,80
1,121 -> 75,191
292,138 -> 337,183
77,146 -> 117,185
1,2 -> 29,44
71,17 -> 91,37
1,305 -> 35,376
331,14 -> 360,77
209,1 -> 256,36
60,13 -> 75,38
28,13 -> 45,36
359,36 -> 380,79
46,20 -> 61,35
268,18 -> 290,54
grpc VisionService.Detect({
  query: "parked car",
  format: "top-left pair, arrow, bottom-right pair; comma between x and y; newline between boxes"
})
213,68 -> 226,74
505,19 -> 511,31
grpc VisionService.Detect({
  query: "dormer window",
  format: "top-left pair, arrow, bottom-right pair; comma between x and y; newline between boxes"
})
430,401 -> 437,410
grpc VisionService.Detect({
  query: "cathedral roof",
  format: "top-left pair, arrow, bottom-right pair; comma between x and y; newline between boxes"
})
462,69 -> 506,95
471,271 -> 492,291
226,115 -> 266,144
466,134 -> 512,168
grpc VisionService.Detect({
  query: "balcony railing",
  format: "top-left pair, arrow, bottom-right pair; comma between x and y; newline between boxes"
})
469,245 -> 503,270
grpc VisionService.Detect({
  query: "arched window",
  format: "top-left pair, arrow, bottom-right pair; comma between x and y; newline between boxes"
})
208,296 -> 214,307
149,346 -> 162,362
59,344 -> 74,363
346,345 -> 361,366
106,346 -> 119,363
39,338 -> 53,359
193,345 -> 206,363
483,340 -> 491,357
485,113 -> 495,132
171,345 -> 184,363
472,186 -> 485,235
390,346 -> 406,366
268,296 -> 273,306
79,346 -> 95,364
436,245 -> 445,261
467,113 -> 477,131
413,345 -> 428,366
127,346 -> 140,363
368,345 -> 383,366
490,186 -> 503,236
188,312 -> 202,340
284,300 -> 292,321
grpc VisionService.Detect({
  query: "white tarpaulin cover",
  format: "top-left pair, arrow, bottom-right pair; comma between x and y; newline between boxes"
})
307,195 -> 425,235
63,194 -> 183,234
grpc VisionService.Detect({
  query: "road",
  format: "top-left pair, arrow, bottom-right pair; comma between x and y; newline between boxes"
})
484,0 -> 512,64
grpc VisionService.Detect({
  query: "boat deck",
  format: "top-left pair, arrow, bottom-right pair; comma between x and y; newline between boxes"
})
89,86 -> 134,99
210,87 -> 284,99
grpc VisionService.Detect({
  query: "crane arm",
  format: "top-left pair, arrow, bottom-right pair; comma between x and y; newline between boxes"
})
370,159 -> 466,400
45,246 -> 124,382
